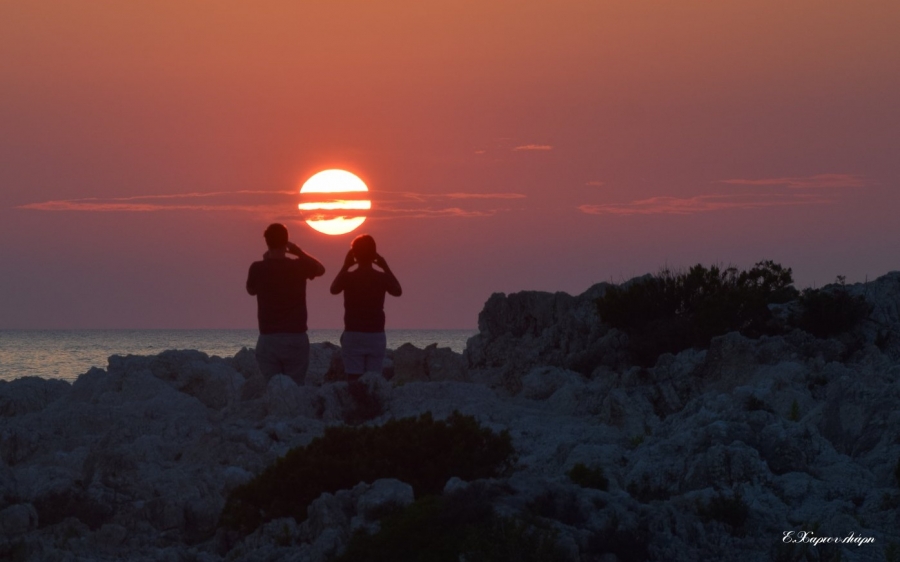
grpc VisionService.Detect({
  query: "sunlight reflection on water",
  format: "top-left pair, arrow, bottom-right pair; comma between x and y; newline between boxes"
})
0,329 -> 476,382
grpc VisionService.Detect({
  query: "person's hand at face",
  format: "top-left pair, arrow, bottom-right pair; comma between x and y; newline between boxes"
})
344,249 -> 357,269
373,254 -> 388,270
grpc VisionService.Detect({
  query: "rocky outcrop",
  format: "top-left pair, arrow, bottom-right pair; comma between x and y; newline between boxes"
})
0,376 -> 71,417
465,283 -> 631,392
847,270 -> 900,359
392,343 -> 468,384
2,271 -> 900,561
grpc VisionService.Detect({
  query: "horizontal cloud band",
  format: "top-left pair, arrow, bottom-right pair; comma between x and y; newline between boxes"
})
18,189 -> 524,220
580,174 -> 867,216
579,193 -> 833,216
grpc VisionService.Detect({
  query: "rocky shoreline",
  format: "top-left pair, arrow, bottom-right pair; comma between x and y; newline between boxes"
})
3,272 -> 900,561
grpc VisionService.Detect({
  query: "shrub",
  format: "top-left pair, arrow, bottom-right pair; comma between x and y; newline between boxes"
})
527,488 -> 586,527
789,399 -> 800,422
597,261 -> 797,366
881,492 -> 900,510
568,462 -> 609,491
794,282 -> 871,339
218,412 -> 515,535
744,395 -> 772,413
696,491 -> 749,533
336,492 -> 569,562
32,489 -> 112,530
626,475 -> 671,503
586,514 -> 651,562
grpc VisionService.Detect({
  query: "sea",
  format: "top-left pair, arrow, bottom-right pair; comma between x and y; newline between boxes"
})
0,329 -> 478,383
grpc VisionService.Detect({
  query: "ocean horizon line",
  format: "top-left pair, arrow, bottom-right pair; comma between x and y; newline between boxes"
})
0,328 -> 478,382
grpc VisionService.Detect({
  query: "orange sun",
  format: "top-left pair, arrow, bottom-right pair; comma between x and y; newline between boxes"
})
298,170 -> 371,235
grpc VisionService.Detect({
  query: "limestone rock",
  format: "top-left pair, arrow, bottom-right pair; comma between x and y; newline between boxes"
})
5,270 -> 900,560
355,478 -> 414,522
519,366 -> 583,400
308,342 -> 341,386
465,283 -> 625,391
392,342 -> 468,384
0,503 -> 38,535
0,376 -> 71,417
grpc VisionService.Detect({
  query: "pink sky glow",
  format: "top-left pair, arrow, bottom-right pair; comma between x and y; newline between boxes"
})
1,1 -> 898,329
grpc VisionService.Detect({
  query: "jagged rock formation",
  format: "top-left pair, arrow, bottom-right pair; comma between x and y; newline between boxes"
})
392,342 -> 468,384
1,272 -> 900,561
465,283 -> 630,391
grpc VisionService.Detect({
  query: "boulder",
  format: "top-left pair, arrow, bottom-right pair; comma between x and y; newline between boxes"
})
0,503 -> 38,536
0,376 -> 71,417
308,342 -> 341,386
392,343 -> 468,384
465,283 -> 624,388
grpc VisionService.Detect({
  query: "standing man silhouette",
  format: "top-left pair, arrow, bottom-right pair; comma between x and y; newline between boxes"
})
330,234 -> 402,379
247,223 -> 325,384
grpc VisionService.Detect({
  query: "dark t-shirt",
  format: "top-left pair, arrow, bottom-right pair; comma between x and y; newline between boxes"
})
246,256 -> 317,334
336,268 -> 392,332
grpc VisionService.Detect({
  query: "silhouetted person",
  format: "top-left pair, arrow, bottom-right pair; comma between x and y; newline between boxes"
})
247,223 -> 325,384
330,234 -> 402,378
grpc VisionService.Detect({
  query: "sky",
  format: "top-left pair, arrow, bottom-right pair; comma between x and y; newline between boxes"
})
1,1 -> 899,330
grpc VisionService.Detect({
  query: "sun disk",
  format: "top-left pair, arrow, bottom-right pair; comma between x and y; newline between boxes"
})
299,170 -> 371,235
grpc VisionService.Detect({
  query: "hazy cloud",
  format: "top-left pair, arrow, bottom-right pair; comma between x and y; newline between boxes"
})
367,191 -> 524,220
18,189 -> 520,221
371,207 -> 497,220
381,191 -> 526,204
580,172 -> 867,217
585,181 -> 605,187
104,190 -> 295,201
513,144 -> 553,151
579,192 -> 831,216
719,173 -> 867,189
443,192 -> 526,200
17,190 -> 296,213
18,200 -> 286,213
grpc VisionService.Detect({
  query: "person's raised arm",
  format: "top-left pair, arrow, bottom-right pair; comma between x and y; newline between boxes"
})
330,249 -> 356,294
246,263 -> 259,295
287,242 -> 326,279
374,254 -> 402,297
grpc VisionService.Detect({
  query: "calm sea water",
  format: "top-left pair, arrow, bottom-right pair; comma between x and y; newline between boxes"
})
0,329 -> 477,382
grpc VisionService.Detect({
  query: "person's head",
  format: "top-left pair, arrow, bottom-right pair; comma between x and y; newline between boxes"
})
351,234 -> 377,264
263,223 -> 289,250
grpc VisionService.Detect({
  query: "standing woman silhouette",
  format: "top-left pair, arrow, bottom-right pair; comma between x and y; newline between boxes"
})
330,234 -> 402,379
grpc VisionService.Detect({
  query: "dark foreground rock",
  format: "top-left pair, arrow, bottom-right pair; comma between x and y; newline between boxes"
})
1,272 -> 899,561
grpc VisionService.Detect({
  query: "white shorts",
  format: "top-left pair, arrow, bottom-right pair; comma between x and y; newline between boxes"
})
340,331 -> 387,376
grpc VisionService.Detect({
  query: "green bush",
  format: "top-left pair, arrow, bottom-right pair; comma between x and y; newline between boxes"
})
626,475 -> 671,503
744,395 -> 772,413
527,488 -> 586,527
597,261 -> 797,366
886,542 -> 900,562
568,462 -> 609,491
218,412 -> 515,535
336,493 -> 569,562
696,491 -> 749,533
586,514 -> 651,562
32,489 -> 112,530
794,283 -> 871,339
789,399 -> 800,421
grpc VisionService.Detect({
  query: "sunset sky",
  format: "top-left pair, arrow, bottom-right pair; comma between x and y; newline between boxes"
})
2,1 -> 898,329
